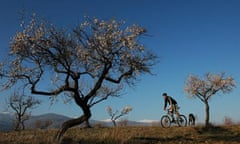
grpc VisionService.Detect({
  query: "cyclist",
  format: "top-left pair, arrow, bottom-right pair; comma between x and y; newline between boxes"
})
162,92 -> 180,122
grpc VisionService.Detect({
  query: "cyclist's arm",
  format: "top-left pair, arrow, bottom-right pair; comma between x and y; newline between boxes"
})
163,98 -> 167,110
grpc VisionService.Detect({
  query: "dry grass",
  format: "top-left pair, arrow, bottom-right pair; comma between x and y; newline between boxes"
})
0,125 -> 240,144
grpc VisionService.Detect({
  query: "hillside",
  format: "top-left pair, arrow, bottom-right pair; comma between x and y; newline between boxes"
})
0,125 -> 240,144
25,113 -> 71,129
0,113 -> 160,132
0,113 -> 155,131
0,113 -> 14,131
0,113 -> 71,131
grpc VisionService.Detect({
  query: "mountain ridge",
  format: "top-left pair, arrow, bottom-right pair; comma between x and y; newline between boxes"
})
0,113 -> 158,131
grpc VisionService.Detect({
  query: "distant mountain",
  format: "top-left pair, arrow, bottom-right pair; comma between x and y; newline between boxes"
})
0,113 -> 14,131
0,113 -> 158,132
25,113 -> 71,129
0,113 -> 71,131
97,119 -> 160,127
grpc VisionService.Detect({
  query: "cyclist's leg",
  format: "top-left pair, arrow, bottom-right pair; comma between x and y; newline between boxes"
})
169,111 -> 174,119
174,104 -> 180,117
169,106 -> 176,122
168,108 -> 174,122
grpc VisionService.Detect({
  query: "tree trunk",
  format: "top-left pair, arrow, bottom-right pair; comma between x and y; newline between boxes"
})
21,121 -> 25,130
112,120 -> 117,127
14,121 -> 20,131
84,119 -> 92,128
204,101 -> 210,127
55,107 -> 91,141
14,116 -> 21,131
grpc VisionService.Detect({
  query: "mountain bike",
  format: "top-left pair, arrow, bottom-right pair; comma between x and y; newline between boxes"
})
160,109 -> 187,128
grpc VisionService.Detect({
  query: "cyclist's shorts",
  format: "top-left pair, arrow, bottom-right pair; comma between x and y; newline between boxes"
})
173,104 -> 179,113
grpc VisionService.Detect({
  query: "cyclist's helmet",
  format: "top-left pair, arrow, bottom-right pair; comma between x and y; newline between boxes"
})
162,93 -> 167,96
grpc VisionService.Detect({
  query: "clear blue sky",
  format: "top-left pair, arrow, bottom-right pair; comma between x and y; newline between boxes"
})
1,0 -> 240,124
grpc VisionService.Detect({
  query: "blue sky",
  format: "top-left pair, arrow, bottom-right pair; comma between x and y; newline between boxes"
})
0,0 -> 240,124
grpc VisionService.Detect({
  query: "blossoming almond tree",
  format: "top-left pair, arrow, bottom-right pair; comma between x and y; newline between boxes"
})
0,14 -> 157,141
184,72 -> 236,127
106,106 -> 132,127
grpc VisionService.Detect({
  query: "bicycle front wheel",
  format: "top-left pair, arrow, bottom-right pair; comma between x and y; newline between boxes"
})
160,115 -> 171,128
177,115 -> 187,127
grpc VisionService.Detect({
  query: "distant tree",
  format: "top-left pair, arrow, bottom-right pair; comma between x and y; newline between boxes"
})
106,106 -> 132,127
0,14 -> 157,140
184,72 -> 236,127
8,91 -> 41,130
223,116 -> 234,126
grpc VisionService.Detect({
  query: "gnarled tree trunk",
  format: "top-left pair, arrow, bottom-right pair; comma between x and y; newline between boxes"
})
85,119 -> 92,128
55,106 -> 91,141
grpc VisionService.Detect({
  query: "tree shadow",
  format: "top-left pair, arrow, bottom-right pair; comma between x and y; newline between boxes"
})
59,126 -> 240,144
60,137 -> 76,144
195,126 -> 240,143
131,126 -> 240,144
60,137 -> 121,144
131,136 -> 194,143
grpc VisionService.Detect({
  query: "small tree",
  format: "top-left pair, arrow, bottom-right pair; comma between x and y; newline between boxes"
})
106,106 -> 132,127
8,91 -> 41,130
184,72 -> 236,127
223,116 -> 234,126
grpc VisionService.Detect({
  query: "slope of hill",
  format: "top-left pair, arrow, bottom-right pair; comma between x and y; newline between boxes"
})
0,113 -> 156,131
0,113 -> 71,131
0,113 -> 14,131
1,125 -> 240,144
25,113 -> 71,129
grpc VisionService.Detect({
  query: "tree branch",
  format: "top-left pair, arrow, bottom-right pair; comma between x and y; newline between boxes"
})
105,68 -> 133,83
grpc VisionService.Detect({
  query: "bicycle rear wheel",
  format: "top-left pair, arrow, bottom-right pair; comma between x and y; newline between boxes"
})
160,115 -> 171,128
177,115 -> 187,127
